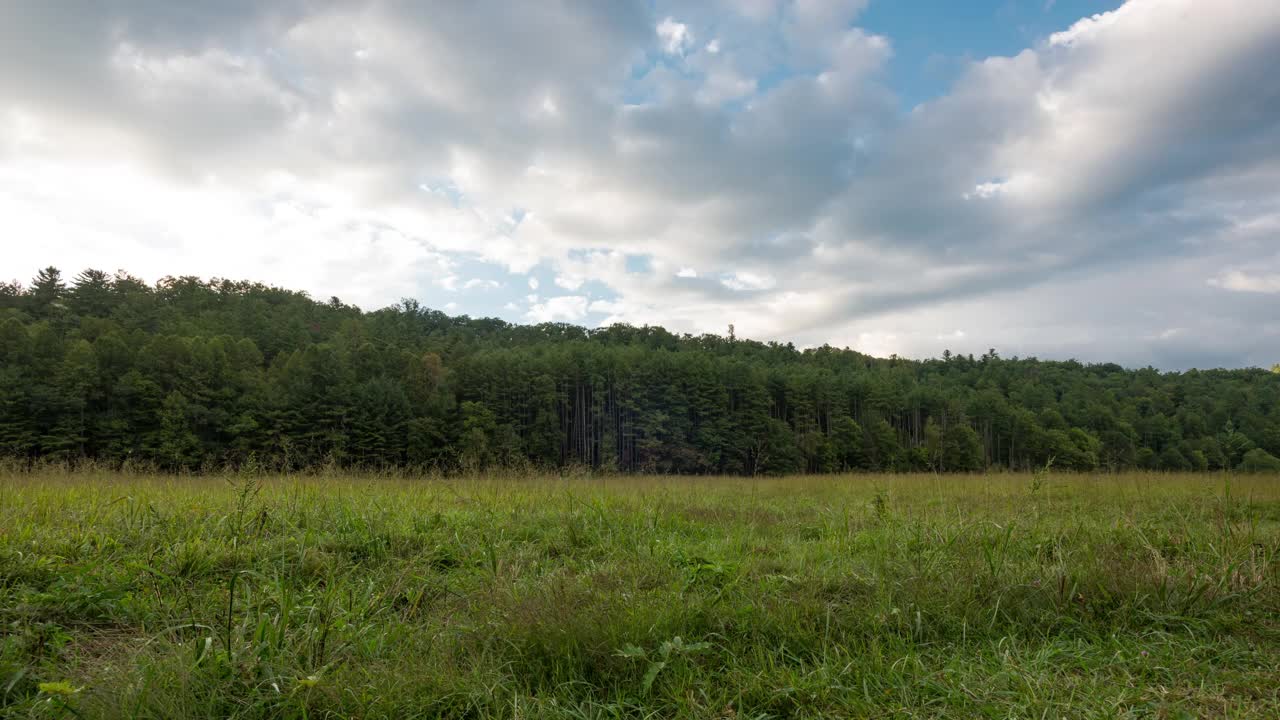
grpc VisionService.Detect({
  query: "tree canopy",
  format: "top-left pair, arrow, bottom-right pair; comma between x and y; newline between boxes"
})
2,267 -> 1278,474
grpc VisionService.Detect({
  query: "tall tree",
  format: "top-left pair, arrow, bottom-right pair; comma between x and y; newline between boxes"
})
27,266 -> 66,320
69,269 -> 114,317
0,266 -> 1277,475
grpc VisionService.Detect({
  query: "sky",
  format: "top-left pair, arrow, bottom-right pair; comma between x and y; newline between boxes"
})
2,0 -> 1279,370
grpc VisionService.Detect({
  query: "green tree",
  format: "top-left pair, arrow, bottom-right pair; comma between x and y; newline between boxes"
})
1099,429 -> 1136,471
157,391 -> 201,470
69,269 -> 114,317
1221,423 -> 1256,468
1238,448 -> 1280,473
829,415 -> 868,470
1136,447 -> 1157,470
2,265 -> 1278,476
1157,446 -> 1191,471
459,401 -> 497,471
349,377 -> 411,466
0,280 -> 22,311
47,339 -> 96,459
940,422 -> 984,472
27,266 -> 66,320
0,319 -> 34,456
863,419 -> 902,471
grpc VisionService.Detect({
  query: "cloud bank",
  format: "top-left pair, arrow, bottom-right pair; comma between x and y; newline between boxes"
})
2,0 -> 1278,369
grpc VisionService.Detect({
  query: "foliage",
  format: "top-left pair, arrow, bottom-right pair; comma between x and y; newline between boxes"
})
617,636 -> 712,695
2,267 -> 1279,474
1238,448 -> 1280,473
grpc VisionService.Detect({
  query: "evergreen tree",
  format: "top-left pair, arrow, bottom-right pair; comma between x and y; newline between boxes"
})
157,390 -> 201,470
0,266 -> 1276,475
941,422 -> 984,472
27,267 -> 66,320
69,269 -> 114,317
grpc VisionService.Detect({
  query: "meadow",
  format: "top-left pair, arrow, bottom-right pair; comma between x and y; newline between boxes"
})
1,470 -> 1278,719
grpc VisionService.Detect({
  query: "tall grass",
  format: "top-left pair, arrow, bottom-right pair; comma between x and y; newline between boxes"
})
1,470 -> 1277,718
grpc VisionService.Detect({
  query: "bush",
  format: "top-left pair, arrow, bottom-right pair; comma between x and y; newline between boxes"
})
1237,448 -> 1280,473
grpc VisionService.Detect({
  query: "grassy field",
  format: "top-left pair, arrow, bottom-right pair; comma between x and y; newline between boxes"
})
1,470 -> 1278,719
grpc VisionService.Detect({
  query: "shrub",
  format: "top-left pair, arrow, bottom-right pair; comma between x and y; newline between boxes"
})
1238,448 -> 1280,473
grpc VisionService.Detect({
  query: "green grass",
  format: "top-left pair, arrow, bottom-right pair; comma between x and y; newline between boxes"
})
2,470 -> 1278,718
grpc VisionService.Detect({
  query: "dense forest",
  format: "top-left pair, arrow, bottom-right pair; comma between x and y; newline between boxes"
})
2,267 -> 1279,474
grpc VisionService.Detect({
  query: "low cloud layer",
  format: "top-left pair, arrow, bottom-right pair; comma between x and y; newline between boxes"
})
2,0 -> 1278,369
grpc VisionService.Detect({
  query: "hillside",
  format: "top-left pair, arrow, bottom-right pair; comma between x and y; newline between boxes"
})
2,267 -> 1279,474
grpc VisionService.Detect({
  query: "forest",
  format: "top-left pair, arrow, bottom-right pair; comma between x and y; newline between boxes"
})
2,267 -> 1279,475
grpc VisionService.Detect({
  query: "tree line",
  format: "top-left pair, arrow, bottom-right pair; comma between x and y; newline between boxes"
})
2,267 -> 1279,474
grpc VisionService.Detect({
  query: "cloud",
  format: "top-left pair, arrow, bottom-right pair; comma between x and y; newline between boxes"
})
800,0 -> 1280,360
526,295 -> 589,323
1,0 -> 1279,368
722,271 -> 777,292
554,274 -> 585,291
1210,269 -> 1280,294
656,17 -> 694,55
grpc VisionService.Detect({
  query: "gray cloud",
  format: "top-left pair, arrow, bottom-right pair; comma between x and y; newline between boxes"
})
1,0 -> 1278,368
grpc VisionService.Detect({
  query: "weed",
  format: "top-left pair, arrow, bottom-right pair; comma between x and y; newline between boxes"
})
617,636 -> 713,695
870,485 -> 889,520
1029,456 -> 1054,496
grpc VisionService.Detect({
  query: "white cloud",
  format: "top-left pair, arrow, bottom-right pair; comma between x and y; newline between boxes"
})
1210,269 -> 1280,294
696,66 -> 757,105
656,17 -> 693,55
526,295 -> 589,323
722,271 -> 776,291
1049,6 -> 1127,48
963,180 -> 1008,200
1,0 -> 1279,368
554,274 -> 585,291
0,154 -> 453,308
850,331 -> 900,359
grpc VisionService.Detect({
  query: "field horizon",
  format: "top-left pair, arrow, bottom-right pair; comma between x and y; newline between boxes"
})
3,469 -> 1278,718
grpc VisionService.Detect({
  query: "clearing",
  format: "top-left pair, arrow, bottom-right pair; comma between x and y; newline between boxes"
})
2,471 -> 1278,718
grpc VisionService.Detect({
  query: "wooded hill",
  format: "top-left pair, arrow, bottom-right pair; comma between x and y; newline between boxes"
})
3,267 -> 1279,474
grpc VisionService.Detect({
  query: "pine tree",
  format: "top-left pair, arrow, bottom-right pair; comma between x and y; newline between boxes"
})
69,269 -> 115,317
0,266 -> 1277,475
27,266 -> 66,320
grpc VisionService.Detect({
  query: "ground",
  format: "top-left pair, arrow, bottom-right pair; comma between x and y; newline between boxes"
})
2,470 -> 1278,718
